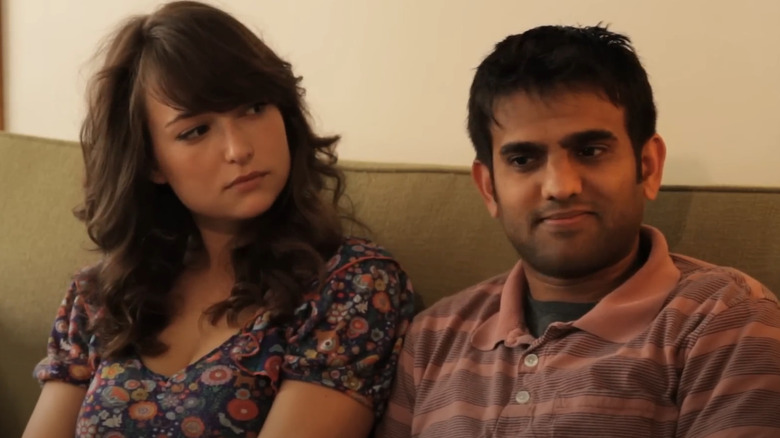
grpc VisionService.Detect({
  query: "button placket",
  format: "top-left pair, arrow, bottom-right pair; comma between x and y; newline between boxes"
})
524,353 -> 539,367
515,390 -> 531,404
514,352 -> 539,406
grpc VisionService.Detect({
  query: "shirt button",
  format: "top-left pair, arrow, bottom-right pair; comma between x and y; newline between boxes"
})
515,390 -> 531,404
524,354 -> 539,367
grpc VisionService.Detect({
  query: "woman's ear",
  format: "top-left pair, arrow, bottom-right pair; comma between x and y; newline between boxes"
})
149,166 -> 167,184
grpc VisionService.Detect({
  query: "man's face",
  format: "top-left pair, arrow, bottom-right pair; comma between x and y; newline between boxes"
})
472,91 -> 665,279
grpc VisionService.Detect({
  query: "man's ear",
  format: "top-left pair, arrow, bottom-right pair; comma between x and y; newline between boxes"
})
639,134 -> 666,201
471,160 -> 499,218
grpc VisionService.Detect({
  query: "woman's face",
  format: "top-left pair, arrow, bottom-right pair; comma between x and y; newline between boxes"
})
145,94 -> 291,234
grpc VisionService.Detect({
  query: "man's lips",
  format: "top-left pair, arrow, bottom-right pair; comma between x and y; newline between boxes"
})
535,209 -> 596,227
542,210 -> 593,221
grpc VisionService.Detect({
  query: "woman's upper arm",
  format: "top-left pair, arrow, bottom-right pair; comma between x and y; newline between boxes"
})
282,254 -> 416,418
258,380 -> 374,438
34,273 -> 100,385
258,247 -> 414,437
25,273 -> 99,437
22,382 -> 87,438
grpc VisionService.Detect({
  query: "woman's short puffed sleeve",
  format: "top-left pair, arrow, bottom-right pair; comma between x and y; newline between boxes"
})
282,243 -> 415,420
33,272 -> 101,387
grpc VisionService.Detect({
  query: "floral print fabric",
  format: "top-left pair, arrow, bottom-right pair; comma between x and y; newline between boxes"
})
34,238 -> 415,437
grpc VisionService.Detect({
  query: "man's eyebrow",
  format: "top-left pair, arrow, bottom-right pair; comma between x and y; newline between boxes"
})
559,129 -> 617,149
497,130 -> 617,156
499,141 -> 546,156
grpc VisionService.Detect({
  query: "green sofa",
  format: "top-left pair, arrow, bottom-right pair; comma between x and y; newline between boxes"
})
1,132 -> 778,435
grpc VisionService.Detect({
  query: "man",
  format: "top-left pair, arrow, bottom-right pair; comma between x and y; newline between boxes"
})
376,25 -> 780,437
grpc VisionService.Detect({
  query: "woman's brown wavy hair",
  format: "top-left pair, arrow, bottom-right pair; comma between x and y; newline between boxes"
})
76,1 -> 349,358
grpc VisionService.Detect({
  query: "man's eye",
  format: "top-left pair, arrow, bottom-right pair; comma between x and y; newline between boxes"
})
177,125 -> 209,141
509,155 -> 536,166
246,102 -> 268,115
579,145 -> 605,157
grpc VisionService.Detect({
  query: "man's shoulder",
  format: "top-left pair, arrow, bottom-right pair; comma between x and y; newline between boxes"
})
402,272 -> 508,365
670,253 -> 777,307
412,271 -> 508,330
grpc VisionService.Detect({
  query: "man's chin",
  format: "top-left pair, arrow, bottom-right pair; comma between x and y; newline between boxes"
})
517,242 -> 610,279
534,223 -> 596,239
526,257 -> 605,280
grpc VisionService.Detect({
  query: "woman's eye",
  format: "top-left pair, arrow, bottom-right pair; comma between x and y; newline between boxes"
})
246,102 -> 268,115
177,125 -> 209,141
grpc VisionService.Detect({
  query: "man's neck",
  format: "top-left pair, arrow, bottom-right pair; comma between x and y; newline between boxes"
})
524,236 -> 645,303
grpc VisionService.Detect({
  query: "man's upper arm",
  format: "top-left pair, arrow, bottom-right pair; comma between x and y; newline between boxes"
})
375,326 -> 419,438
677,296 -> 780,437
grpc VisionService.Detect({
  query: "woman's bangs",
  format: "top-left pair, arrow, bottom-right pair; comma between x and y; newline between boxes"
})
137,40 -> 285,114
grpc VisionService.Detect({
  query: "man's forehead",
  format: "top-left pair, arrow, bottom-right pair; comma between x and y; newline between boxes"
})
490,91 -> 625,134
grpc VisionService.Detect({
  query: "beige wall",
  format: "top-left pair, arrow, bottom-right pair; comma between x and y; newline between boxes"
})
4,0 -> 779,187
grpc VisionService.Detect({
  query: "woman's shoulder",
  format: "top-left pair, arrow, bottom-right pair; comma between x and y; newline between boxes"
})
323,237 -> 400,275
34,263 -> 105,385
313,237 -> 413,309
63,263 -> 104,319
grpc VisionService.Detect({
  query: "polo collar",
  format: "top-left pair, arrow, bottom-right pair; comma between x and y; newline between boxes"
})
470,226 -> 681,350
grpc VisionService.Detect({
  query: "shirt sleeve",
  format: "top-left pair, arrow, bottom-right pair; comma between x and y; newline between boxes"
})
374,319 -> 418,438
677,292 -> 780,437
282,257 -> 415,420
33,274 -> 100,387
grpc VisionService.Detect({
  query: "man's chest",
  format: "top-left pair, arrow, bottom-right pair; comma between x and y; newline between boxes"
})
414,331 -> 682,437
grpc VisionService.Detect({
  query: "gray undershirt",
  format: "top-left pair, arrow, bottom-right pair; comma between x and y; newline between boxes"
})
522,229 -> 652,337
524,293 -> 597,338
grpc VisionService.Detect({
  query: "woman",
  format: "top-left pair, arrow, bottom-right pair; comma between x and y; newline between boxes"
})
23,2 -> 415,437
